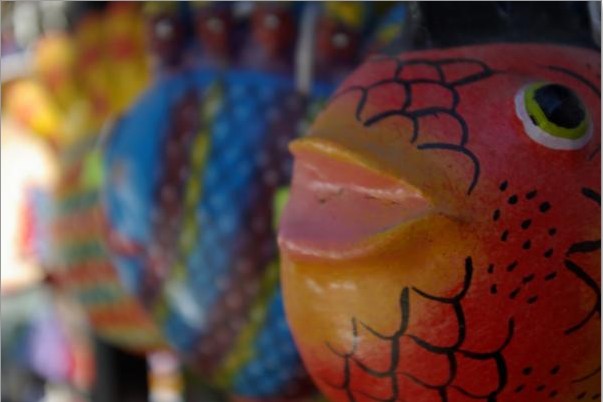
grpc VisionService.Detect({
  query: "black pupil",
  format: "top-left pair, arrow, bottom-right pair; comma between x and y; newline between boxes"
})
533,84 -> 585,129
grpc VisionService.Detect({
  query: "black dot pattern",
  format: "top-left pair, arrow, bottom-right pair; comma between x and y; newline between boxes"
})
501,230 -> 510,241
540,202 -> 551,212
544,272 -> 557,281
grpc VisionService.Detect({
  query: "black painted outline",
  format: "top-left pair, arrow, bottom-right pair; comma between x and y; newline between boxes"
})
330,57 -> 496,195
564,259 -> 601,335
325,318 -> 360,402
325,257 -> 514,402
546,65 -> 601,98
571,366 -> 601,384
563,188 -> 601,335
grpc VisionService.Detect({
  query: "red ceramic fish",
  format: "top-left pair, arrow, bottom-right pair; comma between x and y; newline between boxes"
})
279,44 -> 600,402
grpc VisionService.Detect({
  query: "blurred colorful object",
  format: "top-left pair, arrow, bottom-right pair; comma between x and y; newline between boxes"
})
1,285 -> 95,400
368,3 -> 407,53
33,3 -> 151,146
143,2 -> 185,71
4,80 -> 63,143
101,1 -> 412,396
147,351 -> 185,402
28,2 -> 165,354
34,32 -> 94,147
1,117 -> 58,293
34,33 -> 80,114
105,77 -> 312,395
102,3 -> 318,398
26,301 -> 74,383
73,11 -> 112,130
0,117 -> 94,396
51,134 -> 166,354
104,2 -> 150,115
70,3 -> 151,131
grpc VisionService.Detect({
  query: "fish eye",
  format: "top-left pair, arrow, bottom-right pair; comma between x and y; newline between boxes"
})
515,82 -> 592,150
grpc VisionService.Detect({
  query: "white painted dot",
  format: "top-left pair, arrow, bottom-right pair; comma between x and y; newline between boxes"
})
226,292 -> 242,309
216,327 -> 232,346
230,317 -> 246,331
179,166 -> 189,181
249,363 -> 262,375
206,17 -> 224,33
215,276 -> 230,291
264,13 -> 280,30
230,85 -> 246,99
251,216 -> 267,234
244,281 -> 259,297
285,95 -> 301,110
256,150 -> 271,167
167,141 -> 180,158
267,107 -> 280,122
263,169 -> 279,186
236,260 -> 254,275
155,20 -> 174,40
198,339 -> 215,353
332,32 -> 349,49
161,185 -> 176,203
277,135 -> 290,150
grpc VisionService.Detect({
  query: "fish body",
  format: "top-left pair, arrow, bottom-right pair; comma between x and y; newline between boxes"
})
279,44 -> 601,402
103,66 -> 314,398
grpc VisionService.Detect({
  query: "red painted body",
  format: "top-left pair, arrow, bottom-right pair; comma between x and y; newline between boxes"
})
279,44 -> 601,402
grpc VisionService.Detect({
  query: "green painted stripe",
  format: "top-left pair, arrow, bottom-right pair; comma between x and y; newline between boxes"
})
58,190 -> 99,215
77,284 -> 122,306
152,297 -> 170,325
273,186 -> 291,230
61,136 -> 99,165
60,241 -> 107,265
151,82 -> 221,328
212,260 -> 280,388
163,86 -> 218,286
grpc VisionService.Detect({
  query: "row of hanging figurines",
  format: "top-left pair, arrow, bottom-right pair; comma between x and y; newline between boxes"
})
31,2 -> 409,401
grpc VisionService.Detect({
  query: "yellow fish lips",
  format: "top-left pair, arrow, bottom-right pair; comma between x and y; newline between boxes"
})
278,137 -> 433,262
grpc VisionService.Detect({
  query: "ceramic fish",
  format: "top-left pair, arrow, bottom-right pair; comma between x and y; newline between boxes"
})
279,44 -> 601,402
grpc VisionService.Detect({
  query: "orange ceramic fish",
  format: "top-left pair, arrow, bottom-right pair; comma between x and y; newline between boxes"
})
279,44 -> 600,402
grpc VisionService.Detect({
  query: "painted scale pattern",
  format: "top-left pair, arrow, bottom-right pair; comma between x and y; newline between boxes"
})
279,44 -> 600,402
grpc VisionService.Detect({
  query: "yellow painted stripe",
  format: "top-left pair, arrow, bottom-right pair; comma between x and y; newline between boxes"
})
170,84 -> 218,282
212,260 -> 280,388
151,82 -> 220,332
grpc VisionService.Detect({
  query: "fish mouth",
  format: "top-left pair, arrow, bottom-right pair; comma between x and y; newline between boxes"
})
278,137 -> 432,262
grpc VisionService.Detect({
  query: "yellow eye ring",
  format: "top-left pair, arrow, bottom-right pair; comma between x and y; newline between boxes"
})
515,82 -> 592,150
